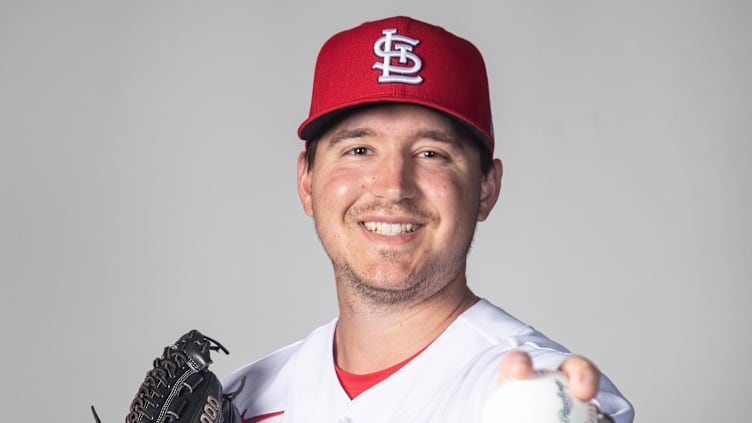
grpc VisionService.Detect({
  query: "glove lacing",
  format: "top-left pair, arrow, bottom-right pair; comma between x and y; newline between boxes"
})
126,347 -> 189,423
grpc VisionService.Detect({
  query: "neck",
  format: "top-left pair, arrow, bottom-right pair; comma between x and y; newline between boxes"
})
333,280 -> 479,374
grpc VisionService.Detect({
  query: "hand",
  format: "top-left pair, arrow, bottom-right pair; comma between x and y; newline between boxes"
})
497,351 -> 612,422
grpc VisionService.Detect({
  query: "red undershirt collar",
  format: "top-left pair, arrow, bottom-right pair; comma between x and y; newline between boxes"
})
334,343 -> 431,399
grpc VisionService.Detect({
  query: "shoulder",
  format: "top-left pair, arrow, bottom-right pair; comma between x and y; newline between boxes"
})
222,318 -> 337,419
458,299 -> 571,364
221,339 -> 300,420
458,300 -> 634,422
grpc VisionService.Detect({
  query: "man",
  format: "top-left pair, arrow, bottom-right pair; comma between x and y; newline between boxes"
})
224,16 -> 634,422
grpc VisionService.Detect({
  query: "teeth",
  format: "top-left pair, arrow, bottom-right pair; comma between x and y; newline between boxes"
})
363,222 -> 419,235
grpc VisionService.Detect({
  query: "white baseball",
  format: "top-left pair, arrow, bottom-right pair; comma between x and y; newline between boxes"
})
482,372 -> 598,423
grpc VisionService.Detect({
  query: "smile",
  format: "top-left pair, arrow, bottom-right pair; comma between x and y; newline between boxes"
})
362,221 -> 421,235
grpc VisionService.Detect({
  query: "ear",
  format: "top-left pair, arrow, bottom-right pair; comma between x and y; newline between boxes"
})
297,151 -> 314,217
477,158 -> 503,222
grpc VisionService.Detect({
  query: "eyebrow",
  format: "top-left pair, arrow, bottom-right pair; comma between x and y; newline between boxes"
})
325,128 -> 377,149
410,129 -> 465,150
325,127 -> 465,150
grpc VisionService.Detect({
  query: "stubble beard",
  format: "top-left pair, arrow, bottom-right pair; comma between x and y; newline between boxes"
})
336,258 -> 436,306
326,235 -> 475,310
314,199 -> 478,309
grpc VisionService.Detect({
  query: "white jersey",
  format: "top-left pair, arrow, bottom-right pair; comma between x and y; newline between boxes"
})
223,299 -> 634,423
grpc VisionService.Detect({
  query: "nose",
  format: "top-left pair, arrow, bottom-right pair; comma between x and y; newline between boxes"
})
369,151 -> 418,201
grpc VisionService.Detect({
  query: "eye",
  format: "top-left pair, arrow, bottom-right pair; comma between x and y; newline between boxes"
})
348,146 -> 371,156
418,150 -> 440,159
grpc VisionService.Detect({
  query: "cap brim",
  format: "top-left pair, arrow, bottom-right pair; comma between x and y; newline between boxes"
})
298,99 -> 493,153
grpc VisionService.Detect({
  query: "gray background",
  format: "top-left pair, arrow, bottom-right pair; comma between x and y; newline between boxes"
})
1,1 -> 750,421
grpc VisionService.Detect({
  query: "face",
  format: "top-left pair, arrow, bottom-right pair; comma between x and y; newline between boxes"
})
298,104 -> 502,307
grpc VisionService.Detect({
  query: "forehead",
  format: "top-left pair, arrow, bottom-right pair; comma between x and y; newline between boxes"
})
319,103 -> 470,143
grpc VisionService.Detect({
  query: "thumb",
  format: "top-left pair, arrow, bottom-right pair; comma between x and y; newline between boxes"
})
497,350 -> 535,383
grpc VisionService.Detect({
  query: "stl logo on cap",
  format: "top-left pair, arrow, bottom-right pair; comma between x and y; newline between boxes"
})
372,28 -> 423,85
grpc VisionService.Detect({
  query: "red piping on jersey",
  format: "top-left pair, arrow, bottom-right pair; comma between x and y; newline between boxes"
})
241,410 -> 284,423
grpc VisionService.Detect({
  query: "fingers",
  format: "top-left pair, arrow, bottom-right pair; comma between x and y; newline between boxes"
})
559,354 -> 601,401
497,350 -> 535,383
497,352 -> 602,403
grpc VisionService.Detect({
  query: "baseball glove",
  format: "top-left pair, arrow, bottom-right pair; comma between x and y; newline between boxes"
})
92,329 -> 244,423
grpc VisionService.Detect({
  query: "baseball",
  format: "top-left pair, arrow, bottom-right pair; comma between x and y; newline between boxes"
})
482,372 -> 598,423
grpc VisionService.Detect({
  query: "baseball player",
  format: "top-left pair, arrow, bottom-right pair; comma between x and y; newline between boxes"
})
223,16 -> 634,423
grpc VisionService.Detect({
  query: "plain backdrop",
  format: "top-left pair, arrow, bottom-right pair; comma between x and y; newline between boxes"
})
1,1 -> 750,421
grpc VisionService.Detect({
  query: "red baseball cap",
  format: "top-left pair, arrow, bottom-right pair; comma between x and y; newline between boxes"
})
298,16 -> 495,156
